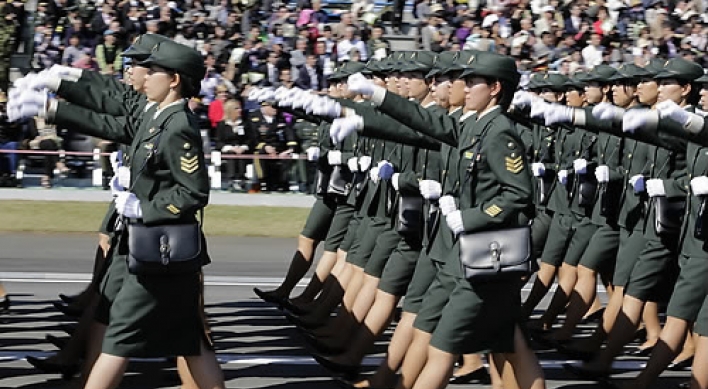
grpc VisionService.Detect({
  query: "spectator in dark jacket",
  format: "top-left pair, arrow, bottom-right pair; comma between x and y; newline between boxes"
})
295,52 -> 324,90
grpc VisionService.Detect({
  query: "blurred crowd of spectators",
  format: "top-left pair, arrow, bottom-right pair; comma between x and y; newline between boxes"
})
1,0 -> 708,190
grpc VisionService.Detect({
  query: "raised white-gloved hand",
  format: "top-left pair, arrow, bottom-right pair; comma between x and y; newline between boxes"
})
247,86 -> 261,101
622,109 -> 657,133
300,93 -> 318,113
530,100 -> 551,119
291,89 -> 310,109
595,165 -> 610,183
438,195 -> 457,216
544,105 -> 574,126
328,150 -> 342,165
347,72 -> 376,97
573,159 -> 588,175
312,97 -> 342,117
391,173 -> 400,190
377,160 -> 394,180
419,179 -> 442,200
330,115 -> 363,143
691,176 -> 708,196
48,64 -> 84,81
629,174 -> 645,193
27,70 -> 62,92
306,146 -> 319,161
557,170 -> 569,186
445,210 -> 464,236
656,100 -> 688,123
12,73 -> 37,90
109,175 -> 124,197
511,90 -> 537,110
369,166 -> 380,183
359,156 -> 372,171
592,102 -> 625,122
646,179 -> 665,197
116,166 -> 131,188
274,86 -> 290,102
114,192 -> 143,218
657,99 -> 705,133
347,156 -> 359,172
221,145 -> 234,153
258,88 -> 276,103
531,162 -> 545,177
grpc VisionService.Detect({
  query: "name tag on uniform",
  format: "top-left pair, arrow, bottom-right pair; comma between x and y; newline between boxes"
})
234,125 -> 245,136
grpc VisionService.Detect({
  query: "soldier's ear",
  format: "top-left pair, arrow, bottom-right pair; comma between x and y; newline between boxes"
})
170,73 -> 181,92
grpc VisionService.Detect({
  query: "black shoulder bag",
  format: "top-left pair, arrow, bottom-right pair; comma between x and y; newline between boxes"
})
397,148 -> 425,239
124,119 -> 204,276
457,127 -> 533,282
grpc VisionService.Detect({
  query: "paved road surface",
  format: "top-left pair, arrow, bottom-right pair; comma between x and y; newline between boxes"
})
0,233 -> 691,388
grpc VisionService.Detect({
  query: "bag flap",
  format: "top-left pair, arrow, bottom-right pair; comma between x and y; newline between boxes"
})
128,223 -> 202,263
459,226 -> 531,269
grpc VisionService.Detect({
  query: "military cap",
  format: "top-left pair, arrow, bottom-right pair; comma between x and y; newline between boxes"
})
123,34 -> 170,60
460,51 -> 521,87
446,50 -> 479,75
654,58 -> 704,82
327,64 -> 343,81
390,51 -> 412,72
639,58 -> 667,77
609,63 -> 645,81
696,72 -> 708,84
427,51 -> 456,78
584,65 -> 617,82
139,40 -> 206,83
564,73 -> 587,89
540,73 -> 569,92
400,51 -> 437,73
364,58 -> 381,74
342,61 -> 367,76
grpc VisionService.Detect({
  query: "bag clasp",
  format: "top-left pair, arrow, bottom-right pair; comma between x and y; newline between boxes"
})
159,235 -> 170,265
490,241 -> 501,272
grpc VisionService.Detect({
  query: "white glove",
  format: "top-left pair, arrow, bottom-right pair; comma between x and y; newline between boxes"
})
347,156 -> 359,172
221,145 -> 234,153
592,102 -> 625,122
656,100 -> 688,123
622,109 -> 656,133
330,115 -> 363,143
530,100 -> 551,119
247,87 -> 262,101
327,150 -> 342,165
391,173 -> 400,190
573,159 -> 588,175
557,170 -> 568,186
110,151 -> 123,172
595,165 -> 610,183
16,89 -> 49,118
657,100 -> 705,132
438,195 -> 457,216
369,166 -> 380,183
48,64 -> 83,81
306,146 -> 320,161
629,174 -> 645,193
114,192 -> 143,219
347,72 -> 377,96
27,70 -> 62,92
291,89 -> 310,109
691,176 -> 708,196
445,210 -> 464,236
646,179 -> 665,197
12,103 -> 44,121
116,166 -> 131,188
377,160 -> 394,180
312,97 -> 342,117
511,90 -> 537,110
545,105 -> 574,126
109,175 -> 124,197
531,162 -> 545,177
359,156 -> 372,171
300,93 -> 318,113
12,73 -> 37,90
274,86 -> 289,101
258,88 -> 276,103
419,180 -> 442,200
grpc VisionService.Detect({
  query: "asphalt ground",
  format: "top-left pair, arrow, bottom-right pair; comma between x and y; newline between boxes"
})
0,232 -> 693,389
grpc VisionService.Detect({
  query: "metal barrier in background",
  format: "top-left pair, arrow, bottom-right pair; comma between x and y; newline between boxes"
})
0,149 -> 308,189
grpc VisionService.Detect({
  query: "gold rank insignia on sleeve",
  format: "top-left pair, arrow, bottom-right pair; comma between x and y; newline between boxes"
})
484,204 -> 502,217
180,155 -> 199,173
505,155 -> 524,174
166,204 -> 181,215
